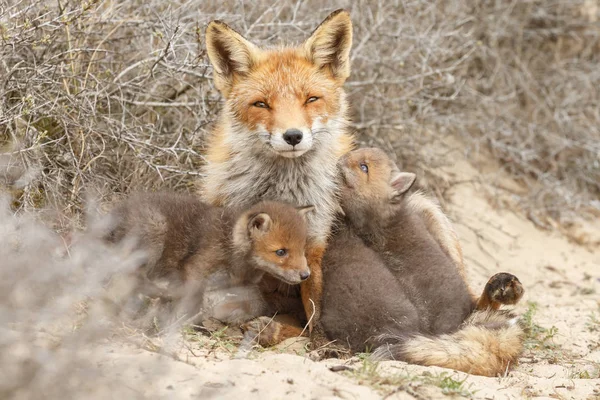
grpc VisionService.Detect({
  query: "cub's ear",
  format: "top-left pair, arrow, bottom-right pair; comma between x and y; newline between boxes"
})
296,205 -> 315,220
303,9 -> 353,82
205,21 -> 260,96
390,172 -> 416,202
248,213 -> 272,236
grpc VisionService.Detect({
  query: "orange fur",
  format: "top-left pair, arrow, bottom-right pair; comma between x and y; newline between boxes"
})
201,57 -> 352,174
301,244 -> 326,331
203,127 -> 231,166
242,315 -> 306,347
335,133 -> 356,158
476,296 -> 500,311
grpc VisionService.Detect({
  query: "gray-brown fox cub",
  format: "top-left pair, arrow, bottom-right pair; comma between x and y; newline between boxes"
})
319,147 -> 524,376
104,192 -> 312,325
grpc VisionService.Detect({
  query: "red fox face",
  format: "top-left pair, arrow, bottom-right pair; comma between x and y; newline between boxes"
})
339,148 -> 416,212
205,10 -> 353,158
235,202 -> 314,285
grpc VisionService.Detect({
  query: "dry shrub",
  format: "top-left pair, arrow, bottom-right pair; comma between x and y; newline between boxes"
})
0,194 -> 150,398
0,190 -> 215,398
1,0 -> 599,220
346,0 -> 600,221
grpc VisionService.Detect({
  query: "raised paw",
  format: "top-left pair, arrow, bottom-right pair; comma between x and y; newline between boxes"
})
486,272 -> 524,305
477,272 -> 524,310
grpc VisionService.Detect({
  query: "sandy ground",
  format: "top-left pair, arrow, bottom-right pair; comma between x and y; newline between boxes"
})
8,139 -> 600,399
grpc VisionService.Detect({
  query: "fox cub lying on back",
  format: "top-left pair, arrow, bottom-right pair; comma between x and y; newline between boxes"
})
201,9 -> 355,342
319,148 -> 525,376
104,192 -> 312,324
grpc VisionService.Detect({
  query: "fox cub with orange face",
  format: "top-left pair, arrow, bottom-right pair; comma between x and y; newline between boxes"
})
321,148 -> 525,376
105,193 -> 312,324
201,10 -> 355,342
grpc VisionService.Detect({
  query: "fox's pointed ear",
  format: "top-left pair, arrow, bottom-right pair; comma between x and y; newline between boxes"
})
390,172 -> 416,202
248,213 -> 272,235
296,205 -> 315,221
205,21 -> 260,96
303,9 -> 353,82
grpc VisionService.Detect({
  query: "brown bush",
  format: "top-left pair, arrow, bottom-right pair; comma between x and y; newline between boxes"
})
1,0 -> 599,223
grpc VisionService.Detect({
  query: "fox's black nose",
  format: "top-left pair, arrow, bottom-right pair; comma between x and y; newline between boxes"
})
300,270 -> 311,281
283,129 -> 303,146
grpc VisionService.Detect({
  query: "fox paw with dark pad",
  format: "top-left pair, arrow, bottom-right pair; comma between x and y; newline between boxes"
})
484,272 -> 524,305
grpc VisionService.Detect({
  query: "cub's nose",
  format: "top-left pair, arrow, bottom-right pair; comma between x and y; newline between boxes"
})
283,129 -> 303,146
299,270 -> 311,281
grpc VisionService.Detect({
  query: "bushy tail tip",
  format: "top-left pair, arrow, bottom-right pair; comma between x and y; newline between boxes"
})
371,310 -> 524,377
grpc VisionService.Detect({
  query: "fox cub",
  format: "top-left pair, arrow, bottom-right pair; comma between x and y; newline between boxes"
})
105,192 -> 312,324
320,147 -> 524,376
201,9 -> 355,341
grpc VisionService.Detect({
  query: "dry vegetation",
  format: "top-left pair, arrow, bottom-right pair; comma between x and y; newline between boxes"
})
1,0 -> 599,225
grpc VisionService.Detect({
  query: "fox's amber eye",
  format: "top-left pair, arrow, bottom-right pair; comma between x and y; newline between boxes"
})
359,163 -> 369,174
306,96 -> 319,104
275,249 -> 287,257
253,101 -> 269,109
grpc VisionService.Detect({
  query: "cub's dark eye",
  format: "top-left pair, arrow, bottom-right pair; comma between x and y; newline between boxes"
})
253,101 -> 269,109
306,96 -> 319,104
359,163 -> 369,174
275,249 -> 288,257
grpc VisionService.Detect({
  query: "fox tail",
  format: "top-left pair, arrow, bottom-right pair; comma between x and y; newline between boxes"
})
371,310 -> 524,377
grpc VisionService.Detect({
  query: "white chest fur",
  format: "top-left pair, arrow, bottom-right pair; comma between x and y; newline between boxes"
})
202,123 -> 346,243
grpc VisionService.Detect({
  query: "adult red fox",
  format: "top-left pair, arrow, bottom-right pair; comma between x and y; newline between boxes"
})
201,10 -> 355,344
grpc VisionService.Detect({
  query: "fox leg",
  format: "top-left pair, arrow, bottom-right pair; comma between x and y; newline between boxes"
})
239,276 -> 307,347
476,272 -> 524,310
241,316 -> 306,347
300,242 -> 332,349
301,243 -> 324,328
241,316 -> 345,358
